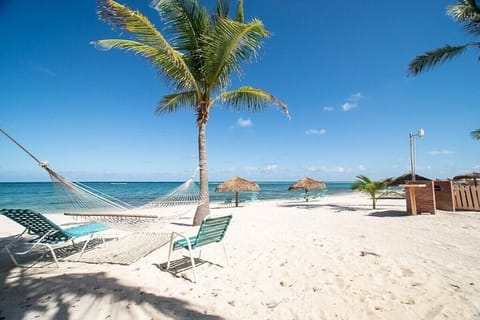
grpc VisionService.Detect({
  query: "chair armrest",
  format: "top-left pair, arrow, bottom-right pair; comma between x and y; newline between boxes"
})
169,231 -> 194,250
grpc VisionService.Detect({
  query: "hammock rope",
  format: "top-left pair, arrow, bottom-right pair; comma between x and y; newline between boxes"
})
0,128 -> 203,227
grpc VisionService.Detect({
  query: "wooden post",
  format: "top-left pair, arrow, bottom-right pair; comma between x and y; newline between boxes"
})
400,184 -> 427,215
409,187 -> 417,215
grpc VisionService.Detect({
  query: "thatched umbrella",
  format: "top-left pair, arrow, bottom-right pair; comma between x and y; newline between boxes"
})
288,177 -> 326,200
215,176 -> 260,207
388,173 -> 431,186
453,171 -> 480,186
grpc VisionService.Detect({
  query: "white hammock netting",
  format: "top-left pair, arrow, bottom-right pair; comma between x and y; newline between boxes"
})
50,168 -> 207,228
1,128 -> 206,228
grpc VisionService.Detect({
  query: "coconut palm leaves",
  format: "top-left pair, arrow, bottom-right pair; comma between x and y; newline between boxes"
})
408,0 -> 480,75
351,175 -> 386,209
215,86 -> 289,115
471,129 -> 480,139
94,0 -> 288,225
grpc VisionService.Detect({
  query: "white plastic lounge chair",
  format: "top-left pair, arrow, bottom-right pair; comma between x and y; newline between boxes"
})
166,215 -> 232,283
1,208 -> 109,267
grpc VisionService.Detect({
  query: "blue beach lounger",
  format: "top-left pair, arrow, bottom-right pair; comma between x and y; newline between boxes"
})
0,208 -> 109,267
166,214 -> 232,283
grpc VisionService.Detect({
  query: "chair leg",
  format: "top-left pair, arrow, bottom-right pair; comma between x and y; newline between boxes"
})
4,247 -> 19,266
78,234 -> 94,259
45,244 -> 59,268
1,232 -> 25,267
222,242 -> 230,267
166,235 -> 175,270
188,247 -> 198,283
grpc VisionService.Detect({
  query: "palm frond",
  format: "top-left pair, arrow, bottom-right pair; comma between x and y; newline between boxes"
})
93,39 -> 189,90
155,90 -> 198,114
448,0 -> 480,35
203,18 -> 269,90
471,128 -> 480,140
236,0 -> 244,23
351,175 -> 372,189
214,86 -> 289,118
449,0 -> 480,21
408,44 -> 473,75
97,0 -> 198,91
352,175 -> 383,193
151,0 -> 209,52
151,0 -> 211,85
216,0 -> 230,17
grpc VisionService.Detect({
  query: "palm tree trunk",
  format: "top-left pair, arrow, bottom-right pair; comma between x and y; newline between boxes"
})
372,196 -> 376,209
193,118 -> 210,225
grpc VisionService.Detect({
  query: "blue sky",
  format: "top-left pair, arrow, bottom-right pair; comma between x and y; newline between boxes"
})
0,0 -> 478,182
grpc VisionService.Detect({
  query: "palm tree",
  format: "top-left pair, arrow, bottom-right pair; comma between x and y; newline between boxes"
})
471,129 -> 480,140
94,0 -> 289,225
408,0 -> 480,75
351,175 -> 385,209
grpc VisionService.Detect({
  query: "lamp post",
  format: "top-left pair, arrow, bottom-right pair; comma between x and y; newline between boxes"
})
409,129 -> 424,181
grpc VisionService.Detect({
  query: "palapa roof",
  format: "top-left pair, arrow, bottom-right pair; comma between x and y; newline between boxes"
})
215,176 -> 260,193
453,171 -> 480,186
388,173 -> 431,186
453,171 -> 480,181
288,177 -> 326,192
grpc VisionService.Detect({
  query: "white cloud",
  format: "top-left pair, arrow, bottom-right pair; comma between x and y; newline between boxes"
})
350,92 -> 364,100
237,117 -> 253,127
305,128 -> 326,136
306,166 -> 348,173
323,106 -> 334,112
428,150 -> 455,156
358,165 -> 366,171
334,166 -> 346,173
32,64 -> 56,76
265,164 -> 278,171
341,102 -> 356,111
341,92 -> 364,112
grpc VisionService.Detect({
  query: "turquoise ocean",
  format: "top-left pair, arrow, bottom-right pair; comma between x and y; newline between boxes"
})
0,181 -> 353,213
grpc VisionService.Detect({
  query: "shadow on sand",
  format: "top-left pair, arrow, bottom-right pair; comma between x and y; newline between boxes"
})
0,237 -> 224,320
368,210 -> 410,218
277,202 -> 367,212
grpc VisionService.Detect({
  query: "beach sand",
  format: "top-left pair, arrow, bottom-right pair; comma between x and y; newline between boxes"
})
0,193 -> 479,319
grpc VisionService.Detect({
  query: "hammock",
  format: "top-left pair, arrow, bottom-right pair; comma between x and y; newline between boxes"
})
0,128 -> 205,228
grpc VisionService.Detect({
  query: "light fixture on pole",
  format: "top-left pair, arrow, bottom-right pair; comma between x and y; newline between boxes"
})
409,128 -> 424,181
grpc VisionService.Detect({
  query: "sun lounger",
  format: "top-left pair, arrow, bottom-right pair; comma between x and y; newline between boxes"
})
0,208 -> 109,267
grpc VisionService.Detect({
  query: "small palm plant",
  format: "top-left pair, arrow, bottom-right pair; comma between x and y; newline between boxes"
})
351,175 -> 386,209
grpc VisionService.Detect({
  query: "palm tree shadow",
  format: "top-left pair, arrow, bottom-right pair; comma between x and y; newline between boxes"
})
0,270 -> 224,319
368,210 -> 410,218
0,237 -> 224,319
278,202 -> 370,212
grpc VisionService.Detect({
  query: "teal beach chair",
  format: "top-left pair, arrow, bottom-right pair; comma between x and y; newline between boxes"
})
166,215 -> 232,283
1,208 -> 109,267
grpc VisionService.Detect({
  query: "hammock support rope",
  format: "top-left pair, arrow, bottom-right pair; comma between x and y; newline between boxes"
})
0,128 -> 204,226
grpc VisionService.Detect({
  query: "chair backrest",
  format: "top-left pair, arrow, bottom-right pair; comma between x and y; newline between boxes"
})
1,209 -> 71,243
194,215 -> 232,248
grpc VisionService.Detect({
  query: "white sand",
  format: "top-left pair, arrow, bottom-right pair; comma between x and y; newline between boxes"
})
1,193 -> 479,319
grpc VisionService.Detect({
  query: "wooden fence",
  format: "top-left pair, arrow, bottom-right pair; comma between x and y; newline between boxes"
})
453,185 -> 480,211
